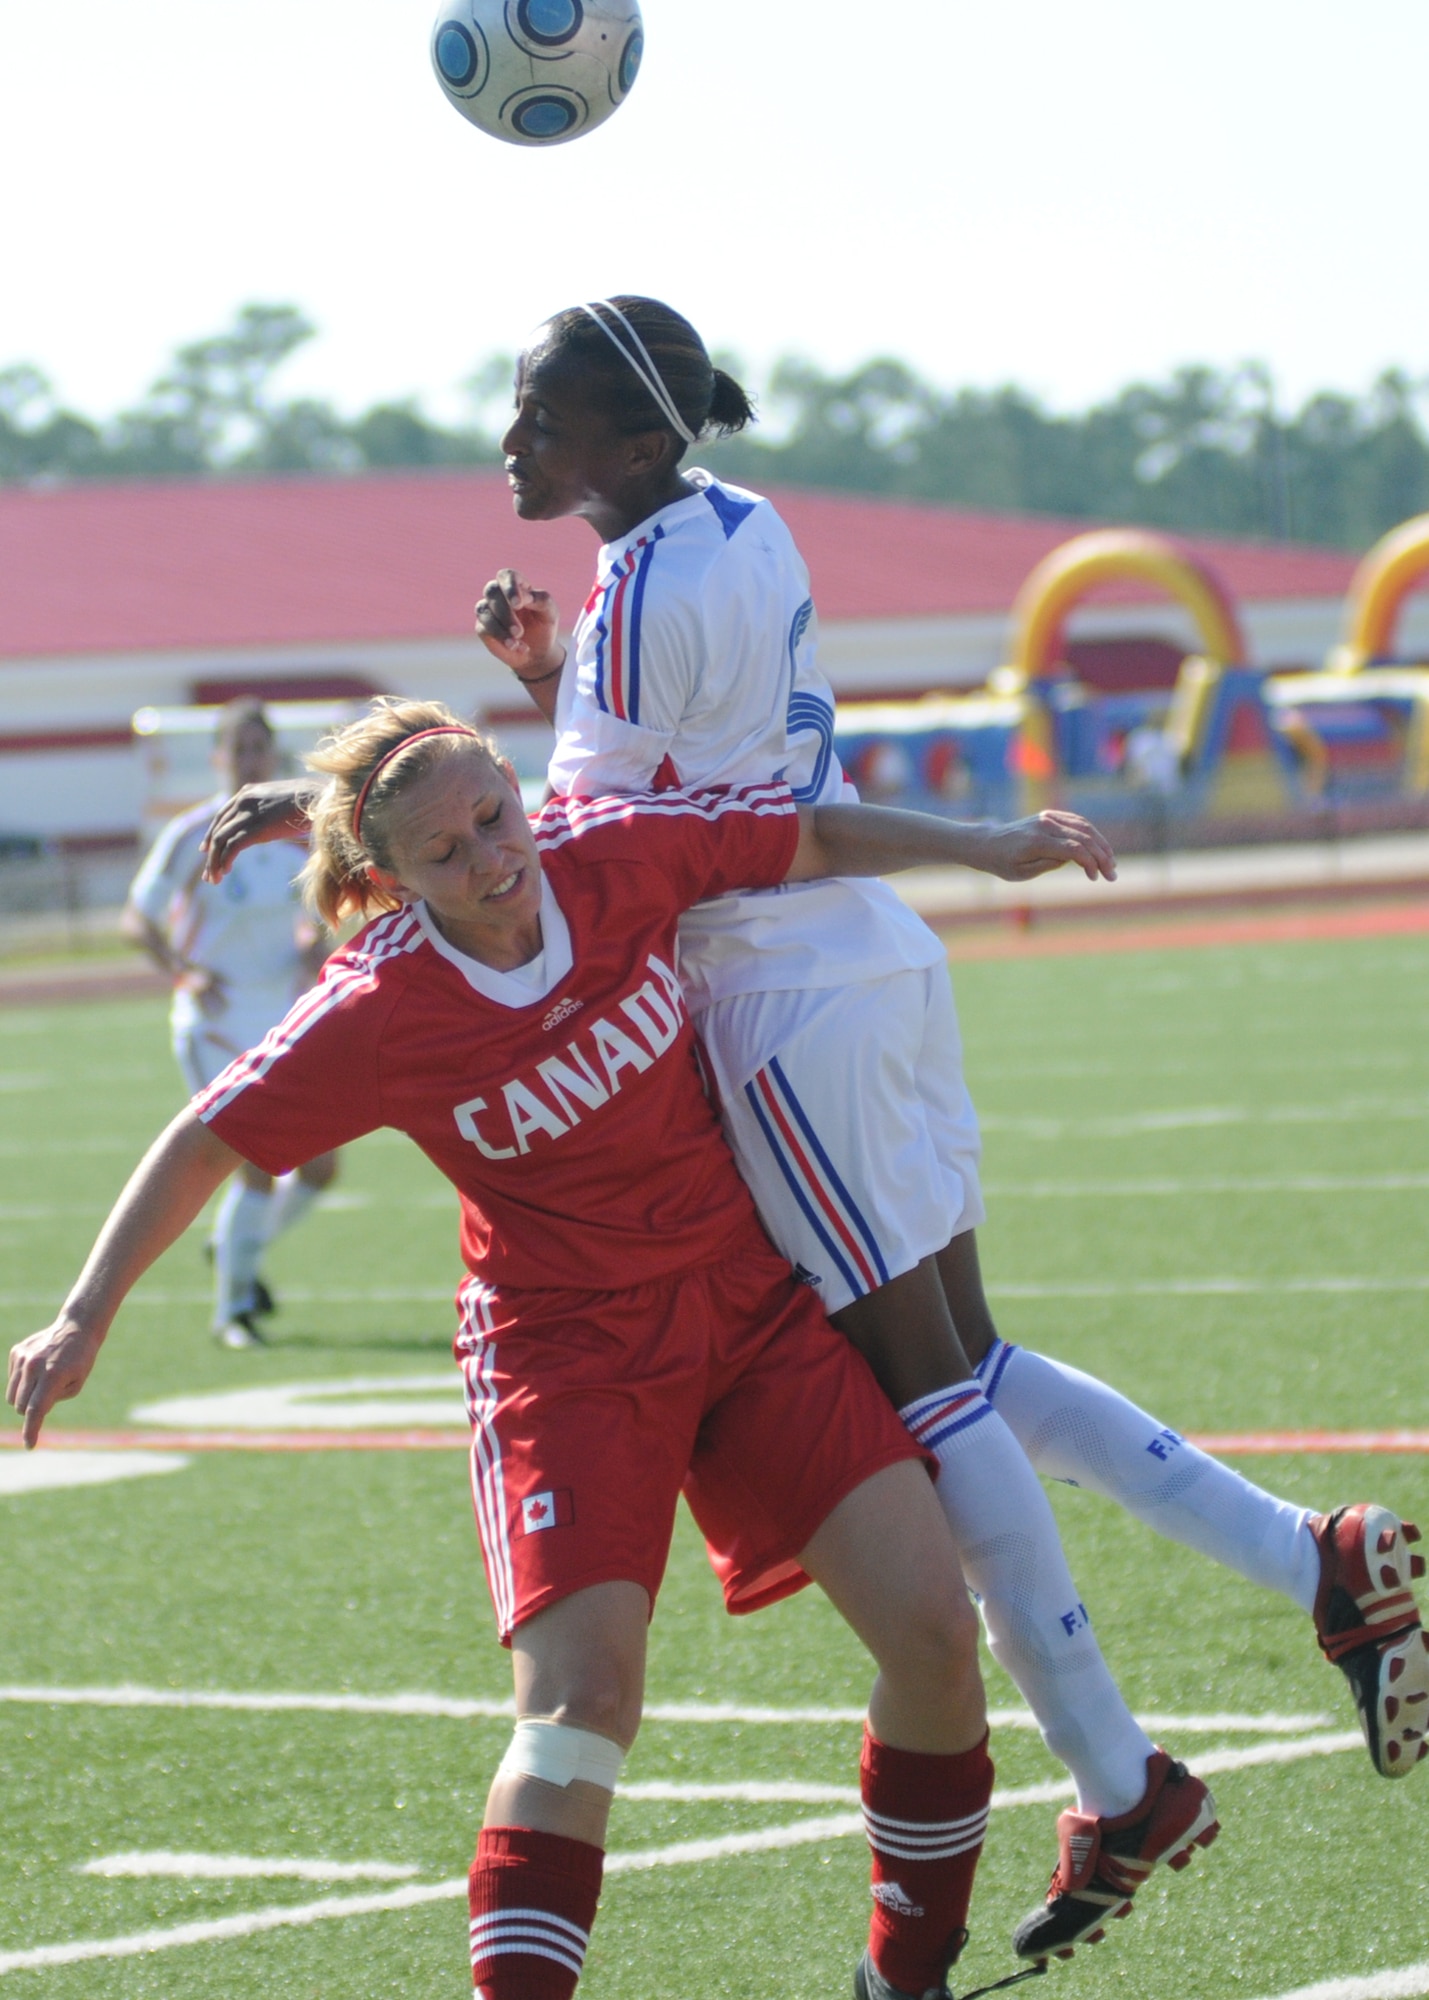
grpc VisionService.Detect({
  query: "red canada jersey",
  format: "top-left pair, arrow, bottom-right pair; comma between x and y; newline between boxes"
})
193,784 -> 799,1292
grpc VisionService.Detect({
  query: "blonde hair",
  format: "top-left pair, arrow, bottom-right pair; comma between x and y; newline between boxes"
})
301,697 -> 499,928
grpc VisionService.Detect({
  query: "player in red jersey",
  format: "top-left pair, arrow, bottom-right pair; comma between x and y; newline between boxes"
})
9,701 -> 1118,2000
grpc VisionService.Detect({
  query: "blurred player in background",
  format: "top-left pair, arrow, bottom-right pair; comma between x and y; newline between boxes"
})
124,700 -> 338,1348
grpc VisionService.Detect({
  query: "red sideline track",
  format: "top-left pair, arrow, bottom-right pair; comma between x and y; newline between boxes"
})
4,1428 -> 1429,1455
940,902 -> 1429,961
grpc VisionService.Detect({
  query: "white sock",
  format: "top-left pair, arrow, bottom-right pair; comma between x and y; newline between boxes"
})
265,1172 -> 323,1241
212,1181 -> 272,1327
902,1383 -> 1156,1816
978,1340 -> 1319,1614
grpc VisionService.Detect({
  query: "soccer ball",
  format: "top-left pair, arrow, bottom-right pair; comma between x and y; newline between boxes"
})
431,0 -> 643,148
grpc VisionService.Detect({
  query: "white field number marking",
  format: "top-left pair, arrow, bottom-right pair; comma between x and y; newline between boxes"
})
130,1375 -> 467,1431
0,1452 -> 189,1497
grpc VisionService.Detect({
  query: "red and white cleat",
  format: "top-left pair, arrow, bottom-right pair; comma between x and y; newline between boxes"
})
1012,1750 -> 1219,1965
1311,1504 -> 1429,1779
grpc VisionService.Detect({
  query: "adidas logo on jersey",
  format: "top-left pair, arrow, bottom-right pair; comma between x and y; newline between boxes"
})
454,953 -> 685,1162
542,996 -> 584,1033
871,1881 -> 925,1918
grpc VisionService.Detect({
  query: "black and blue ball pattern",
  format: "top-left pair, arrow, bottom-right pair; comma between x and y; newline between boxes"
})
430,0 -> 641,146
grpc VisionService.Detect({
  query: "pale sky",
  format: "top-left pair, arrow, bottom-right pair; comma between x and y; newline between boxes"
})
3,0 -> 1426,426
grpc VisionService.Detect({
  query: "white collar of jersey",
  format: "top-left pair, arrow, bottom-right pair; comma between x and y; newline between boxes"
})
413,873 -> 573,1008
602,467 -> 721,558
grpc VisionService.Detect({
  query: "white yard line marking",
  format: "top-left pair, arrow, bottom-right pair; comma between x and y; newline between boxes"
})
980,1098 -> 1429,1138
985,1174 -> 1429,1198
0,1452 -> 189,1498
1259,1966 -> 1429,2000
0,1195 -> 451,1223
7,1276 -> 1427,1314
620,1782 -> 859,1804
0,1879 -> 464,1975
82,1853 -> 419,1882
0,1685 -> 1335,1733
603,1814 -> 861,1872
1190,1731 -> 1363,1775
0,1732 -> 1369,1977
0,1290 -> 454,1309
992,1277 -> 1429,1299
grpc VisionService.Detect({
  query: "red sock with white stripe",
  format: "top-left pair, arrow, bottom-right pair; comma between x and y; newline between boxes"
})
469,1827 -> 602,1999
861,1727 -> 993,1996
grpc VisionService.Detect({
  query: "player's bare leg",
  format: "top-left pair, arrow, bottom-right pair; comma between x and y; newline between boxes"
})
800,1461 -> 992,1999
485,1579 -> 647,1843
801,1460 -> 985,1752
932,1229 -> 998,1369
472,1580 -> 645,1999
936,1230 -> 1429,1780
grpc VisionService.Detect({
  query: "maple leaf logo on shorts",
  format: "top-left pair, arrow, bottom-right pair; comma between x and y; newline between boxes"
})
521,1489 -> 575,1533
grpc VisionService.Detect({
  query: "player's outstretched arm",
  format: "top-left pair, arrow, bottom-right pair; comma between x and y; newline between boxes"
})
202,779 -> 319,882
787,802 -> 1118,885
475,568 -> 567,724
6,1112 -> 242,1448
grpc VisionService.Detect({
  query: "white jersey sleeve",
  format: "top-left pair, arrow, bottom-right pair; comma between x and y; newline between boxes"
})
128,801 -> 211,927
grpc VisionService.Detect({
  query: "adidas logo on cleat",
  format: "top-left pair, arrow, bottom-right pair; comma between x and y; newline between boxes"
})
1012,1751 -> 1219,1965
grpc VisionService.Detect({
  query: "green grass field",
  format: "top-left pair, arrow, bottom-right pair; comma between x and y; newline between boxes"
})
2,929 -> 1428,1999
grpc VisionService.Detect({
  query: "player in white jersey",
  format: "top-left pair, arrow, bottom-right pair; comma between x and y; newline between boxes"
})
125,701 -> 338,1348
470,297 -> 1428,1963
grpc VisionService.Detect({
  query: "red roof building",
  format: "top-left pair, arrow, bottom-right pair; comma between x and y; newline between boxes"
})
0,469 -> 1369,844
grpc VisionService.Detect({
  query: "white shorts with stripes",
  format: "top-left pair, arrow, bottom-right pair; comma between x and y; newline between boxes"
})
700,965 -> 985,1315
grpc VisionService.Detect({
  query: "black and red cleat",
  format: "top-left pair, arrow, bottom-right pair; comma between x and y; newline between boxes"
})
1310,1504 -> 1429,1778
1012,1751 -> 1219,1965
853,1933 -> 966,2000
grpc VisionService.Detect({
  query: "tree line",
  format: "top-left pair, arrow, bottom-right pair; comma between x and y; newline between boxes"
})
4,302 -> 1428,551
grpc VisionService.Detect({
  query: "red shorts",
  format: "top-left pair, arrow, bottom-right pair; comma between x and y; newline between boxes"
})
454,1215 -> 924,1641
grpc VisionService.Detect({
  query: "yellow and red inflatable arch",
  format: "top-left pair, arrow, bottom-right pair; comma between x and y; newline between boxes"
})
1006,528 -> 1246,686
1339,513 -> 1429,669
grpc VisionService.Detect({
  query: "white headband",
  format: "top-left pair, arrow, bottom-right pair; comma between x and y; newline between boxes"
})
578,299 -> 698,446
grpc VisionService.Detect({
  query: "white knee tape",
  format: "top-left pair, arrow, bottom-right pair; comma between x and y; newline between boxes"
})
496,1718 -> 626,1792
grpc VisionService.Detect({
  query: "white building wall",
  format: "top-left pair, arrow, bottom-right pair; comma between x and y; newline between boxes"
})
7,591 -> 1425,842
